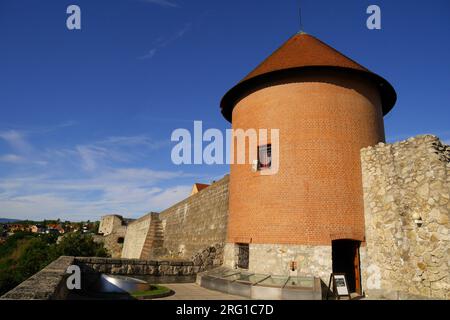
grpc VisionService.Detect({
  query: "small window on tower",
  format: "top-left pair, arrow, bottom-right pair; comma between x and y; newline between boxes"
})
258,144 -> 271,170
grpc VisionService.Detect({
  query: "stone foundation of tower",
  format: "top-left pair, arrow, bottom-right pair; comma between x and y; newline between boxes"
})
223,243 -> 332,282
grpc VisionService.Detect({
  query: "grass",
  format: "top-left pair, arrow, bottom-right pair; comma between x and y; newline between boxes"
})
131,285 -> 172,298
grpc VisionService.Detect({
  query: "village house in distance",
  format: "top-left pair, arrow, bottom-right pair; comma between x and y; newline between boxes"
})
2,32 -> 449,300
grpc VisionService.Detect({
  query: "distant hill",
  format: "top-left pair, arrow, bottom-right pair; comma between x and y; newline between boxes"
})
0,218 -> 21,223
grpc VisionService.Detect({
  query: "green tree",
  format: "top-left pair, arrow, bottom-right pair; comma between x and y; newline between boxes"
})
0,232 -> 108,295
0,235 -> 55,295
93,221 -> 100,234
0,232 -> 33,258
15,238 -> 55,277
0,270 -> 20,296
54,233 -> 108,257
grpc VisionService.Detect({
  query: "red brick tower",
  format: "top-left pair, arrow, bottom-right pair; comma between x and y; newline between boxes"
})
221,33 -> 396,289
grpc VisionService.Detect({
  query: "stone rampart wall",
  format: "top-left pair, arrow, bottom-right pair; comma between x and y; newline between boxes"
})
158,175 -> 229,260
0,256 -> 74,300
360,135 -> 449,299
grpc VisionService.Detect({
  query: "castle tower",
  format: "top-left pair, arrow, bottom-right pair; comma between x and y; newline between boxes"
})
221,33 -> 396,292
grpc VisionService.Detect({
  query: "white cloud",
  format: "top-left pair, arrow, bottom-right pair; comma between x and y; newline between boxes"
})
139,23 -> 191,60
0,168 -> 193,221
76,145 -> 108,171
0,130 -> 33,154
55,134 -> 169,172
0,154 -> 47,166
141,0 -> 179,8
140,49 -> 157,60
31,121 -> 78,134
0,127 -> 206,221
0,154 -> 24,163
101,135 -> 168,149
146,185 -> 191,209
0,131 -> 169,172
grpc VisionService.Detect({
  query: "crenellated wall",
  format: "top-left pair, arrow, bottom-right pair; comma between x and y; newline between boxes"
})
360,135 -> 450,299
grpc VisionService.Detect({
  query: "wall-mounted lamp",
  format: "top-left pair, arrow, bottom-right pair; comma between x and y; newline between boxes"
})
412,212 -> 423,227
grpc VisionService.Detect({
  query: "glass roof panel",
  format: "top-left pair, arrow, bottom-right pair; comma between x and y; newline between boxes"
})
284,277 -> 314,288
257,276 -> 288,287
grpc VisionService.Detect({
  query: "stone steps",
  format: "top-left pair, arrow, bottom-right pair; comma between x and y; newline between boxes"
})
140,213 -> 165,260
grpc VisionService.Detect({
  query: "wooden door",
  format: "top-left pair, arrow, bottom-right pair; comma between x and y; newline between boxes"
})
353,242 -> 361,295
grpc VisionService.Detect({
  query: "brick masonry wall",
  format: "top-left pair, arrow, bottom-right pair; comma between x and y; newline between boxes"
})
228,70 -> 385,245
360,135 -> 449,299
159,175 -> 229,260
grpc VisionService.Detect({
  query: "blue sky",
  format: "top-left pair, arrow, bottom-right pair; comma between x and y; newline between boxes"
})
0,0 -> 449,221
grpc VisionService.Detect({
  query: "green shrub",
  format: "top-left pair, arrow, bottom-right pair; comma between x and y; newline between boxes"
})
0,232 -> 108,295
54,233 -> 108,257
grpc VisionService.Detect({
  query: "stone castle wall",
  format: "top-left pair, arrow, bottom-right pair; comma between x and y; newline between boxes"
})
94,135 -> 449,300
75,257 -> 199,276
93,231 -> 125,258
97,215 -> 129,258
158,175 -> 229,261
0,256 -> 203,300
223,243 -> 332,282
360,135 -> 449,299
98,215 -> 125,236
0,256 -> 75,300
121,214 -> 152,259
120,175 -> 229,262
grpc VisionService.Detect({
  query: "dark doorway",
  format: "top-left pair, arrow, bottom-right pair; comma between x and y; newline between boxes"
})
236,243 -> 249,269
331,239 -> 361,294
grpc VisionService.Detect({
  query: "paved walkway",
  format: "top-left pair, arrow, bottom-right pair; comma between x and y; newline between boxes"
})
155,283 -> 248,300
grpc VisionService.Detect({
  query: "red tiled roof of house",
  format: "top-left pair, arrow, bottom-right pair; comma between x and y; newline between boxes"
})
191,183 -> 210,195
194,183 -> 210,192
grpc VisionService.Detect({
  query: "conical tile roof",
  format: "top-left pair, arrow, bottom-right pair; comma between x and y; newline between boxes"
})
220,33 -> 396,122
